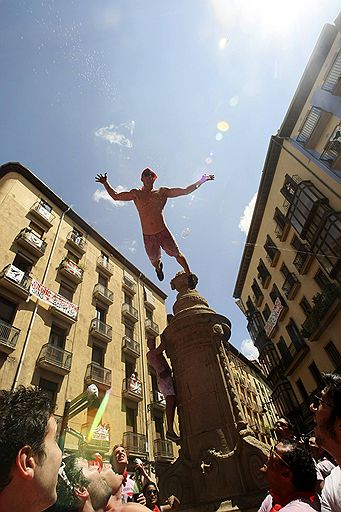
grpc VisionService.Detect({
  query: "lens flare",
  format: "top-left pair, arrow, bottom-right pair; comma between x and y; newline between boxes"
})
217,121 -> 229,132
205,156 -> 213,165
87,388 -> 111,443
219,37 -> 228,49
229,96 -> 239,107
181,227 -> 190,239
215,132 -> 223,141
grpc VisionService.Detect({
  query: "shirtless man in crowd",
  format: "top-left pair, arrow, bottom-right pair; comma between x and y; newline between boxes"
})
95,168 -> 214,287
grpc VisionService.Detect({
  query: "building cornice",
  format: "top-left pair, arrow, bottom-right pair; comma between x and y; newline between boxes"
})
0,162 -> 167,301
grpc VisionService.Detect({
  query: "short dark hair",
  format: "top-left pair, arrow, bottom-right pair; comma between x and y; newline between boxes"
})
280,440 -> 317,492
322,373 -> 341,419
52,455 -> 89,512
142,481 -> 159,497
141,168 -> 157,180
0,386 -> 54,492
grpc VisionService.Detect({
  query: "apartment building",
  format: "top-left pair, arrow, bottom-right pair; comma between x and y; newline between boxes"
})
227,344 -> 278,445
234,14 -> 341,434
0,162 -> 175,464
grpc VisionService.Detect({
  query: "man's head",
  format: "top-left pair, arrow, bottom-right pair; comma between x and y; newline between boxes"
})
310,373 -> 341,460
141,168 -> 157,190
142,482 -> 159,510
261,441 -> 316,497
274,417 -> 295,441
110,444 -> 128,472
147,338 -> 156,350
0,386 -> 62,511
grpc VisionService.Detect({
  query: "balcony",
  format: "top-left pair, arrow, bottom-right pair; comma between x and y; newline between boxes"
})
93,283 -> 114,306
122,303 -> 138,323
0,320 -> 20,353
145,318 -> 159,336
122,336 -> 140,358
154,438 -> 174,462
0,264 -> 31,299
282,273 -> 300,300
89,318 -> 112,343
59,258 -> 83,285
297,107 -> 333,149
122,377 -> 143,402
282,340 -> 308,376
144,289 -> 156,310
149,390 -> 166,411
264,236 -> 280,267
322,50 -> 341,95
301,284 -> 340,341
66,231 -> 87,256
320,123 -> 341,171
274,208 -> 290,242
37,344 -> 72,375
257,260 -> 271,289
122,273 -> 137,294
96,255 -> 113,277
85,362 -> 112,389
247,311 -> 265,344
293,249 -> 313,275
122,432 -> 147,458
15,228 -> 47,258
29,201 -> 55,229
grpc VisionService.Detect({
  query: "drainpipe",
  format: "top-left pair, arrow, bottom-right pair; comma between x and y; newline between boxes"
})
11,205 -> 72,391
136,272 -> 151,461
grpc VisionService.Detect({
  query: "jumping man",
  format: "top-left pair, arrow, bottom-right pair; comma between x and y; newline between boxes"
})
95,168 -> 214,287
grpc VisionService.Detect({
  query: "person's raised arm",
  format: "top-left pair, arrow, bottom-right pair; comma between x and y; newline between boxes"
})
163,174 -> 215,198
95,172 -> 136,201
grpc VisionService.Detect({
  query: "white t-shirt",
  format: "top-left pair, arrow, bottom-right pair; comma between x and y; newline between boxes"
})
258,493 -> 320,512
316,459 -> 335,481
321,465 -> 341,512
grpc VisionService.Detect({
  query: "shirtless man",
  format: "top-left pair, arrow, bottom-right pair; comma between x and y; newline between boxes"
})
95,168 -> 214,287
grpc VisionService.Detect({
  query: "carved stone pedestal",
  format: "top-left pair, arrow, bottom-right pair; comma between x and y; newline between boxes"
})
157,273 -> 268,511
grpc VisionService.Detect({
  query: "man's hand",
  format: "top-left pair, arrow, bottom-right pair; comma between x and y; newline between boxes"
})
200,174 -> 215,183
166,495 -> 180,509
136,493 -> 146,506
95,172 -> 108,184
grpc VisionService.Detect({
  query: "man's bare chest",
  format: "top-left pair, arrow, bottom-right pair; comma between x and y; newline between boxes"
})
134,191 -> 167,212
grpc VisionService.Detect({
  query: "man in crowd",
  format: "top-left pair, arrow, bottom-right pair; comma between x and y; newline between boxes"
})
53,455 -> 150,512
0,386 -> 62,512
258,440 -> 320,511
110,444 -> 151,503
274,417 -> 296,442
310,373 -> 341,511
95,169 -> 214,287
308,436 -> 335,491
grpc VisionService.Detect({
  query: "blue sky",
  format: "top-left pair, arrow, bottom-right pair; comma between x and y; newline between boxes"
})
1,0 -> 340,359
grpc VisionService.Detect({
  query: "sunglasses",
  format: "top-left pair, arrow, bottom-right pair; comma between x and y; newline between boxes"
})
312,394 -> 333,409
142,171 -> 154,178
146,489 -> 158,496
268,446 -> 290,468
276,421 -> 289,428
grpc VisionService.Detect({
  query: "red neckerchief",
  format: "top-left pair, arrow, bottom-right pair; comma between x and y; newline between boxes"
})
269,490 -> 316,511
152,505 -> 161,512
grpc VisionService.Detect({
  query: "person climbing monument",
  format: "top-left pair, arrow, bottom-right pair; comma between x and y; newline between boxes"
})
95,168 -> 214,288
146,337 -> 180,443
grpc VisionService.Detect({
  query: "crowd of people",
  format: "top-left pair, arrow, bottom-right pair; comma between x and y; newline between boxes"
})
0,372 -> 339,512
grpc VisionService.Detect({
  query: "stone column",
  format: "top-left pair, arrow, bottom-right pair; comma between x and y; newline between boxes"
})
157,273 -> 268,511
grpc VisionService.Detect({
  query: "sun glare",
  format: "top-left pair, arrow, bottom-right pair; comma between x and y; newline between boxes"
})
210,0 -> 314,37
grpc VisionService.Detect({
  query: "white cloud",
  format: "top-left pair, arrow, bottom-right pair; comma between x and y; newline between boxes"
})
93,186 -> 127,208
121,239 -> 137,254
95,121 -> 135,148
238,193 -> 257,234
241,339 -> 259,361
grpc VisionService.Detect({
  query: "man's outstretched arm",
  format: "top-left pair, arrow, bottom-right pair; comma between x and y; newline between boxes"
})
163,174 -> 215,198
95,172 -> 136,201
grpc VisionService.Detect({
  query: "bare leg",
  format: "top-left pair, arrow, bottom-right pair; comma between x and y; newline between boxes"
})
165,395 -> 176,434
175,253 -> 191,275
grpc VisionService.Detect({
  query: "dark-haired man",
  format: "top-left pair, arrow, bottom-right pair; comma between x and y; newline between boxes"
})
0,386 -> 62,512
310,373 -> 341,511
274,417 -> 296,442
258,441 -> 320,511
95,169 -> 214,287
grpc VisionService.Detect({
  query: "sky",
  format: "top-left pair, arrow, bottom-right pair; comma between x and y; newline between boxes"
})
1,0 -> 340,360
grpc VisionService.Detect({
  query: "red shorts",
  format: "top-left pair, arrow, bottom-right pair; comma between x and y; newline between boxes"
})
143,228 -> 180,264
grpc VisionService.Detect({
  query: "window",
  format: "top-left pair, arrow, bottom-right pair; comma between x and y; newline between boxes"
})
264,236 -> 280,266
0,297 -> 17,323
13,254 -> 32,273
313,212 -> 341,280
291,235 -> 311,274
59,281 -> 74,302
98,274 -> 108,287
39,378 -> 57,408
269,284 -> 287,308
124,292 -> 132,306
49,324 -> 66,349
309,362 -> 324,388
29,222 -> 44,238
67,251 -> 79,264
281,265 -> 300,299
125,360 -> 135,380
126,406 -> 137,433
39,200 -> 52,213
96,306 -> 106,323
299,297 -> 312,316
280,175 -> 298,202
325,341 -> 341,370
274,208 -> 289,240
257,259 -> 271,288
262,303 -> 271,321
296,108 -> 322,144
125,323 -> 134,339
251,279 -> 263,306
154,414 -> 164,439
314,269 -> 332,290
146,308 -> 153,321
277,337 -> 289,359
246,296 -> 256,315
296,378 -> 309,401
92,345 -> 104,366
286,319 -> 305,349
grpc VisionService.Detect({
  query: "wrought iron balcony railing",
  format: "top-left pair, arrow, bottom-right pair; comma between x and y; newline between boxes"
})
0,319 -> 20,351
